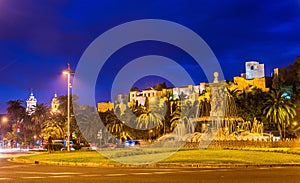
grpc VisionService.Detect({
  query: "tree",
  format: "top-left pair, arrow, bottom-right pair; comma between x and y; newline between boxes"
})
170,106 -> 181,131
56,95 -> 85,143
170,99 -> 199,132
235,87 -> 267,123
76,105 -> 101,143
278,56 -> 300,94
136,111 -> 163,133
105,111 -> 124,135
41,117 -> 65,140
6,100 -> 27,147
199,98 -> 210,117
263,90 -> 296,139
144,97 -> 149,109
6,100 -> 26,127
31,103 -> 48,137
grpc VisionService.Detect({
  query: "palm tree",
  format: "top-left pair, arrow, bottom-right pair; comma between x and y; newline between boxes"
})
235,87 -> 267,123
199,98 -> 210,117
6,100 -> 27,147
170,106 -> 181,131
136,111 -> 163,132
170,99 -> 199,131
263,90 -> 296,139
76,105 -> 101,143
31,103 -> 48,137
105,112 -> 124,135
6,100 -> 26,126
226,87 -> 241,102
41,118 -> 65,140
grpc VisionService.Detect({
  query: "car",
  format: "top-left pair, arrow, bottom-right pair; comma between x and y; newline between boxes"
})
124,140 -> 140,147
52,140 -> 75,151
105,143 -> 117,149
60,147 -> 75,151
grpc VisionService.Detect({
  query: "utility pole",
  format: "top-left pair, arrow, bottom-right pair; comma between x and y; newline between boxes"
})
97,129 -> 102,150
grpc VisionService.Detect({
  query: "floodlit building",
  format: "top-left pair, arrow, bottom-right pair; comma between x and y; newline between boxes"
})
233,61 -> 269,92
245,61 -> 265,79
51,93 -> 60,113
128,82 -> 207,106
26,91 -> 37,115
97,102 -> 114,112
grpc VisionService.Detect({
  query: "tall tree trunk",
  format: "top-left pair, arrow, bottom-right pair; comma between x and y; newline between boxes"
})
277,122 -> 282,140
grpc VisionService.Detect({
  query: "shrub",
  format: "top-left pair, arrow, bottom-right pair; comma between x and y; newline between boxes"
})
53,143 -> 64,151
72,144 -> 82,150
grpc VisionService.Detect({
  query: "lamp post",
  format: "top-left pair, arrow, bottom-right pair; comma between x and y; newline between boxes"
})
1,116 -> 8,148
1,116 -> 8,124
97,129 -> 102,150
293,121 -> 298,129
63,62 -> 74,151
149,129 -> 153,142
33,135 -> 37,147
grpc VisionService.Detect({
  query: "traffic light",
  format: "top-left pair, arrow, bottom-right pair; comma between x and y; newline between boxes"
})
17,127 -> 20,133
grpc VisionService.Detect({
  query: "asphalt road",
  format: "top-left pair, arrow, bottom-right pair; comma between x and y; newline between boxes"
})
0,153 -> 300,183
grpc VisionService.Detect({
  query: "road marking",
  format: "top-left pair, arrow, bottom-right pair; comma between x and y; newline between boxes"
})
49,172 -> 82,175
273,167 -> 285,169
218,169 -> 229,171
105,174 -> 127,177
178,170 -> 196,173
80,174 -> 100,177
0,165 -> 25,169
15,171 -> 82,175
198,170 -> 215,173
48,175 -> 72,178
15,171 -> 47,174
153,171 -> 173,174
22,177 -> 44,179
258,167 -> 270,170
0,178 -> 12,181
130,172 -> 153,175
133,169 -> 179,171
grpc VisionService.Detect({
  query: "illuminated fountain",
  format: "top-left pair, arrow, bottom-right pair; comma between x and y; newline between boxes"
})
188,72 -> 266,143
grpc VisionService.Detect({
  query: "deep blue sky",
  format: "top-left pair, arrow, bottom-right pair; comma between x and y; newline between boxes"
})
0,0 -> 300,113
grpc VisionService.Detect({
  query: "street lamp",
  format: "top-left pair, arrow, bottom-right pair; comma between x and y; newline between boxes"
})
149,129 -> 153,142
1,116 -> 8,124
33,135 -> 37,147
63,62 -> 74,151
1,116 -> 8,148
97,129 -> 102,150
293,121 -> 298,128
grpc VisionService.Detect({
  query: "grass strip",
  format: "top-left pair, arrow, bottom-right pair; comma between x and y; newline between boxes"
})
14,148 -> 300,165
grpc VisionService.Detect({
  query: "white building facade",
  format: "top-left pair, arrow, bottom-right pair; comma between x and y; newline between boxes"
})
26,91 -> 37,115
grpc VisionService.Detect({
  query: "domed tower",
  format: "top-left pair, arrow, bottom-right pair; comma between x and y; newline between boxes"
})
51,93 -> 60,113
26,91 -> 37,115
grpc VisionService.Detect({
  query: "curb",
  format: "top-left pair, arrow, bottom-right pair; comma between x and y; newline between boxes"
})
12,158 -> 300,168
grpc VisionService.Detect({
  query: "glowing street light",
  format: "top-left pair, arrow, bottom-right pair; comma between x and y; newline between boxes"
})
148,129 -> 153,142
293,121 -> 298,127
1,116 -> 8,124
63,62 -> 74,152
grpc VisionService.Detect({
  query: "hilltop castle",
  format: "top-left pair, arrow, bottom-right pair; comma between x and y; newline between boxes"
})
97,61 -> 271,113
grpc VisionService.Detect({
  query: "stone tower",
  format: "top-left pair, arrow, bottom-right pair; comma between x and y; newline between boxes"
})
26,91 -> 37,115
245,61 -> 265,79
51,93 -> 60,113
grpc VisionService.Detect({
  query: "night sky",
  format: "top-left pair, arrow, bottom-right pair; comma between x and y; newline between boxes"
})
0,0 -> 300,113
